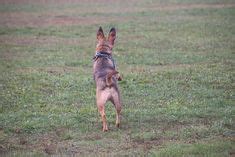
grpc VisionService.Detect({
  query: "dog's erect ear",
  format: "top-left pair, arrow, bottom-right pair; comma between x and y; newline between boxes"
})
108,27 -> 116,46
97,26 -> 105,41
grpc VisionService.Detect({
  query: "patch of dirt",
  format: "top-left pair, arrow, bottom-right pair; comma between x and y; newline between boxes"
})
1,1 -> 233,27
147,3 -> 235,11
83,133 -> 102,141
0,0 -> 132,5
0,12 -> 131,27
0,51 -> 15,61
0,35 -> 80,46
131,136 -> 164,150
23,129 -> 74,155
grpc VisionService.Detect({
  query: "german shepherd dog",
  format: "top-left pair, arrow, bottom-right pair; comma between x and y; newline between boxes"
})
93,27 -> 122,132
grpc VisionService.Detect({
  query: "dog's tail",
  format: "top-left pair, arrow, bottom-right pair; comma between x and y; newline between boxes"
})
106,70 -> 118,86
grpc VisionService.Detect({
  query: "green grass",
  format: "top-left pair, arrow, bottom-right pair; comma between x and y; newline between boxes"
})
151,140 -> 234,157
0,0 -> 234,156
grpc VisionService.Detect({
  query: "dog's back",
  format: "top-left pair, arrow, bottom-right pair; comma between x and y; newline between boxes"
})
93,54 -> 118,90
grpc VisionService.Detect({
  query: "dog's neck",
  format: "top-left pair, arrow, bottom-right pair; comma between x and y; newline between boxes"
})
96,51 -> 111,56
93,51 -> 116,69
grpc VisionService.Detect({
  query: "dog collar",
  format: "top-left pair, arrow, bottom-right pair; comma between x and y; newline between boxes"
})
93,51 -> 116,69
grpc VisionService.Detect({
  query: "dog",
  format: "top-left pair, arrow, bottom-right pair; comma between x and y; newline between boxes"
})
93,27 -> 122,132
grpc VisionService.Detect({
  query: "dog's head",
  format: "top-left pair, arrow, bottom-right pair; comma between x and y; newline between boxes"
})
96,27 -> 116,54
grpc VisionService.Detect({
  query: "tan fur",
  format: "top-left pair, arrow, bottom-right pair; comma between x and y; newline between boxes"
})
93,27 -> 122,132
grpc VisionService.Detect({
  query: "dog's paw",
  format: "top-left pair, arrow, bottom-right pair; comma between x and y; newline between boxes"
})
117,74 -> 122,81
116,123 -> 120,128
102,125 -> 108,132
103,128 -> 108,132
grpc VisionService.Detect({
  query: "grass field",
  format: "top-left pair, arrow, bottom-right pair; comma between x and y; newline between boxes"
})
0,0 -> 235,156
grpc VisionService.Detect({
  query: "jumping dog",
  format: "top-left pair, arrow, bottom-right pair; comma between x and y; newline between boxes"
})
93,27 -> 122,132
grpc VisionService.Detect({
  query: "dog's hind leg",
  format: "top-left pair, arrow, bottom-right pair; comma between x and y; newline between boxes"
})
96,89 -> 109,132
115,104 -> 121,128
111,91 -> 122,128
